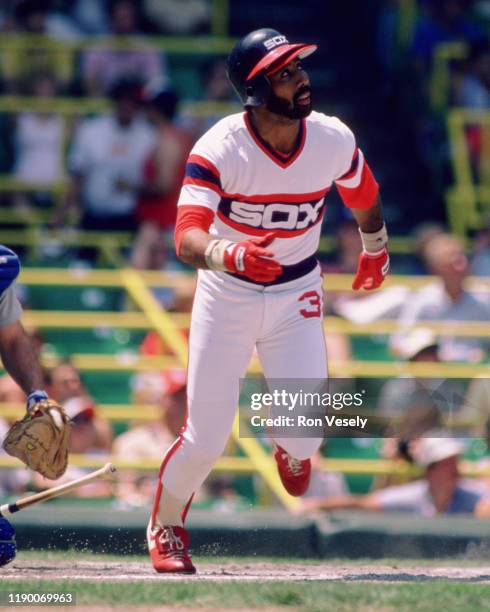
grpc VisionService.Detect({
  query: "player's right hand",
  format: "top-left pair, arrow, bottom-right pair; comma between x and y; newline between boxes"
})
224,233 -> 283,282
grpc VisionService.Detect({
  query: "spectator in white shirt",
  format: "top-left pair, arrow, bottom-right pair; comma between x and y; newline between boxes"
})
391,233 -> 490,362
56,78 -> 155,235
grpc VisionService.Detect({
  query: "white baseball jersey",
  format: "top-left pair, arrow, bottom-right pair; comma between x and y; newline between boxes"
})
178,111 -> 377,268
151,110 -> 379,530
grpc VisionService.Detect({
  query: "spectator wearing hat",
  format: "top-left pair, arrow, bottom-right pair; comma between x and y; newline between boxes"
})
129,84 -> 192,270
378,327 -> 466,426
55,78 -> 155,243
293,431 -> 490,517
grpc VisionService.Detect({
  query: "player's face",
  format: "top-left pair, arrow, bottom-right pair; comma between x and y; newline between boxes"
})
266,58 -> 312,119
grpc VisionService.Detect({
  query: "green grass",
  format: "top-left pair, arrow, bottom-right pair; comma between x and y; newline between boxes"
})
0,580 -> 489,611
16,550 -> 490,567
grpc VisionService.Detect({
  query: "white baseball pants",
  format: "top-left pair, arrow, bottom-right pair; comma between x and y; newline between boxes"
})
151,265 -> 327,527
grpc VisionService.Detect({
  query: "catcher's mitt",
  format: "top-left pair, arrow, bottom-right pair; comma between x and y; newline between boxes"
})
2,399 -> 70,480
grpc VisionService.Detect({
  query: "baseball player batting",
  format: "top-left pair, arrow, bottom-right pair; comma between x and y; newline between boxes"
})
148,28 -> 389,574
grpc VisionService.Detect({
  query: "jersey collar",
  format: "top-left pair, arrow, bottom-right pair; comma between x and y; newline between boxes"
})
244,112 -> 306,169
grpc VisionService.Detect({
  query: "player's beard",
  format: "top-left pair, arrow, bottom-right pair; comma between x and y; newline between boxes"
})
266,86 -> 312,119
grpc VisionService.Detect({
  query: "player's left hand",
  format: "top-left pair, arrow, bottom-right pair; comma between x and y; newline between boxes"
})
352,247 -> 389,291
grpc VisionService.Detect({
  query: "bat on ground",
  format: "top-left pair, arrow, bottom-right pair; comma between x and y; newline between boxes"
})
0,462 -> 117,517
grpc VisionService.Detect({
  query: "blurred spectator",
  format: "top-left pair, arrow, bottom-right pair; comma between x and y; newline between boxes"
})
71,0 -> 109,35
13,73 -> 63,185
186,58 -> 238,138
379,327 -> 467,423
112,369 -> 187,506
32,361 -> 113,496
143,0 -> 211,34
56,78 -> 155,238
408,1 -> 486,175
454,40 -> 490,108
391,232 -> 490,361
463,376 -> 490,437
294,433 -> 490,517
46,361 -> 112,452
323,218 -> 362,276
0,374 -> 32,495
0,373 -> 26,406
81,0 -> 168,96
2,0 -> 76,93
411,0 -> 485,75
304,451 -> 349,499
451,42 -> 490,176
131,85 -> 192,270
470,216 -> 490,276
412,222 -> 446,274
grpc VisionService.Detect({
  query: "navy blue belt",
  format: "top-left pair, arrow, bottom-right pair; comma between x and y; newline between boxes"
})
226,255 -> 318,286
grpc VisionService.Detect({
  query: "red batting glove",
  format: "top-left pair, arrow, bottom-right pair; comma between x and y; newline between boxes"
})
352,247 -> 389,291
224,232 -> 283,283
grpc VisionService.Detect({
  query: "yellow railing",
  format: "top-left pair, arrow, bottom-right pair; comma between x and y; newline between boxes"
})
0,31 -> 236,61
446,108 -> 490,235
21,309 -> 490,338
4,264 -> 490,503
18,267 -> 490,293
0,454 -> 487,479
430,41 -> 468,113
0,227 -> 415,257
397,0 -> 417,52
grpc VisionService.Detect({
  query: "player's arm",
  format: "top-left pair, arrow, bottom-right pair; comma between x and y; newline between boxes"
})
176,210 -> 282,283
0,320 -> 45,397
0,247 -> 50,410
334,141 -> 389,291
174,149 -> 282,282
349,195 -> 389,291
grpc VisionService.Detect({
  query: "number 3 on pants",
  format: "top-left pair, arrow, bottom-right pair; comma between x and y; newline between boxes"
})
298,290 -> 322,318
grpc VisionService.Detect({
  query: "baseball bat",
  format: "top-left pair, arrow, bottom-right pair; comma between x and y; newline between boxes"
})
0,462 -> 117,517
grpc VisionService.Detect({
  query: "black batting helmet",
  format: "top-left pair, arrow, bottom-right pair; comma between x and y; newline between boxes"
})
227,28 -> 317,107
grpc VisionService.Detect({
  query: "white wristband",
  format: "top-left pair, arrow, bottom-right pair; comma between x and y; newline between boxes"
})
204,238 -> 234,271
359,223 -> 388,254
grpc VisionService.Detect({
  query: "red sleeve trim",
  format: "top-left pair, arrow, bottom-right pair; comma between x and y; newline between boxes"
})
174,205 -> 214,256
187,154 -> 220,179
336,162 -> 379,210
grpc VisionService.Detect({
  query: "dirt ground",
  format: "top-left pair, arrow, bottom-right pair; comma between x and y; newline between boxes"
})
3,560 -> 490,582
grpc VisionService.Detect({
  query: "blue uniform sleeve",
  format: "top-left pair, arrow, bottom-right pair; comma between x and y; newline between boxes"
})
0,245 -> 20,296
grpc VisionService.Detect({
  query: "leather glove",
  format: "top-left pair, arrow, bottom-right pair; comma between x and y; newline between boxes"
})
3,398 -> 70,480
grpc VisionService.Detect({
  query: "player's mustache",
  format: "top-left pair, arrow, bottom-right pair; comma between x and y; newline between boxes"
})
294,86 -> 311,103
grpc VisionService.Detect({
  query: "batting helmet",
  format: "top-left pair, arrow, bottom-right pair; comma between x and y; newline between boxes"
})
0,518 -> 16,567
227,28 -> 317,107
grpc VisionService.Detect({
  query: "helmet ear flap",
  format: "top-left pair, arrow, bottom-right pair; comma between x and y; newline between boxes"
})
244,73 -> 271,107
